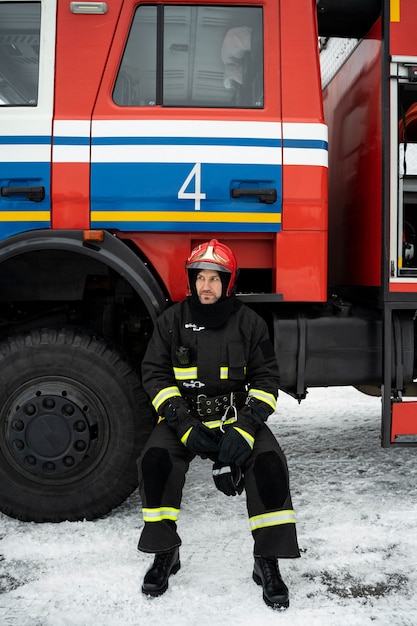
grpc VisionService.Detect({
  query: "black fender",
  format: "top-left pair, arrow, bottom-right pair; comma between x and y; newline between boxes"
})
0,229 -> 167,321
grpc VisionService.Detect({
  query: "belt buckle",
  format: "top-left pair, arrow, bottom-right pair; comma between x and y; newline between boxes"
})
196,394 -> 207,417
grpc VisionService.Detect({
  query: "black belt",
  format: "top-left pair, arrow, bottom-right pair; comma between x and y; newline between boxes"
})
186,391 -> 247,418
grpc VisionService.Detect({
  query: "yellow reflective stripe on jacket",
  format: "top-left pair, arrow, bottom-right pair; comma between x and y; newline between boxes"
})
173,366 -> 198,380
152,386 -> 181,412
142,507 -> 180,522
249,509 -> 296,531
203,416 -> 237,429
181,426 -> 192,445
234,426 -> 254,449
220,366 -> 247,380
248,388 -> 277,412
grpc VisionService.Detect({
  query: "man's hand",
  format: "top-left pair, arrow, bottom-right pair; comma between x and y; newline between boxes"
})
218,425 -> 254,466
212,462 -> 244,496
183,423 -> 220,458
217,397 -> 272,466
160,397 -> 220,458
160,396 -> 190,429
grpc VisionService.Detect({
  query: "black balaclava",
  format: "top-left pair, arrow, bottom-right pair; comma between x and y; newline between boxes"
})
187,268 -> 241,328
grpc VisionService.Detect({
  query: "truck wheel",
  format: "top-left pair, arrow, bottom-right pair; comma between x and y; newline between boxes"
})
0,327 -> 155,522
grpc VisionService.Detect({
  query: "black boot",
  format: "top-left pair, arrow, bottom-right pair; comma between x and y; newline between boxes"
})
253,556 -> 289,610
142,547 -> 181,597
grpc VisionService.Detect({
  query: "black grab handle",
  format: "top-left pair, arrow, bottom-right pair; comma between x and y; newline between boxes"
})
231,187 -> 277,204
1,186 -> 45,202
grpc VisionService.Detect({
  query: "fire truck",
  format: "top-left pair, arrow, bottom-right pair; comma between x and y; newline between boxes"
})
0,0 -> 414,522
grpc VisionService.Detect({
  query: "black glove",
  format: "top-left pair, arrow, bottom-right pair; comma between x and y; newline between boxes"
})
185,423 -> 220,458
218,425 -> 254,466
212,462 -> 244,496
246,397 -> 273,424
217,397 -> 271,466
159,396 -> 190,430
160,397 -> 220,458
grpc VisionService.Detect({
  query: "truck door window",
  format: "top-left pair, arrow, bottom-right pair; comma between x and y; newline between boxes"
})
113,5 -> 263,108
0,2 -> 40,106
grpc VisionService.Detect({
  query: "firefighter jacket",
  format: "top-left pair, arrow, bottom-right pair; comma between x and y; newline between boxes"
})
141,297 -> 280,428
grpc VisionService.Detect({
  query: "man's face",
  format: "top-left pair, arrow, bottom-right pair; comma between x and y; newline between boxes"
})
195,269 -> 223,304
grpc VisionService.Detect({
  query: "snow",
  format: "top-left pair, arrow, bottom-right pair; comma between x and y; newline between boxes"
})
0,386 -> 416,626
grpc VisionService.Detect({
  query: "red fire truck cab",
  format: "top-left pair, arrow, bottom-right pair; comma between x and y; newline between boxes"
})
0,0 -> 414,522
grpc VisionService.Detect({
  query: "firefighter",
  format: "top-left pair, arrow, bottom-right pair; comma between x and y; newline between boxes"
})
137,239 -> 300,609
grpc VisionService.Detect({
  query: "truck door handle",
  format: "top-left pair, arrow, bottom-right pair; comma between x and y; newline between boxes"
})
1,186 -> 45,202
231,187 -> 277,204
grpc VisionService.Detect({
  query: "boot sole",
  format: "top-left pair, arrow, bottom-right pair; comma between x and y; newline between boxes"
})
252,571 -> 290,610
142,561 -> 181,597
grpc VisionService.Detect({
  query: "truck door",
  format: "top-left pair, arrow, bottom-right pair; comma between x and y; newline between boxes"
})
392,66 -> 417,281
0,0 -> 55,239
91,1 -> 282,233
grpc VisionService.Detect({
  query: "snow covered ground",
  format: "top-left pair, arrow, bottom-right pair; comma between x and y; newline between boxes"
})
0,386 -> 416,626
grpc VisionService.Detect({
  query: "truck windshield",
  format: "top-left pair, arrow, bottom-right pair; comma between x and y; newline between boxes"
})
113,4 -> 263,108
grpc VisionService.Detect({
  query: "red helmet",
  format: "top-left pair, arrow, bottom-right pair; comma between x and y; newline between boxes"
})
186,239 -> 237,296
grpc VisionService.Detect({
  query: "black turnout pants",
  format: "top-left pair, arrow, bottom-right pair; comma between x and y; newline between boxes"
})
137,421 -> 300,559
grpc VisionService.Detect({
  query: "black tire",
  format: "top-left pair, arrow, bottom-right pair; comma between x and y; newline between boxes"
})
0,327 -> 155,522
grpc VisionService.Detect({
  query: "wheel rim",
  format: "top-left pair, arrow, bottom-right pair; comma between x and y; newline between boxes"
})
3,376 -> 110,482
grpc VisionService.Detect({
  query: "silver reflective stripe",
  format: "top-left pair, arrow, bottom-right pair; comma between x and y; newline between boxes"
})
234,426 -> 254,448
249,509 -> 296,531
220,366 -> 228,380
173,366 -> 198,380
142,507 -> 180,522
203,416 -> 237,429
212,465 -> 232,477
220,366 -> 247,379
248,388 -> 277,411
152,386 -> 181,411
